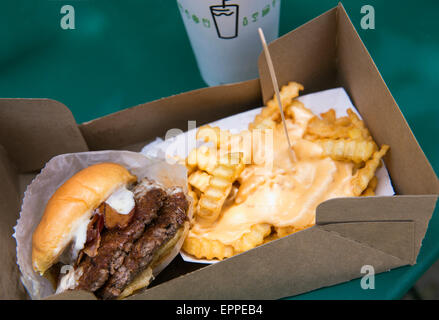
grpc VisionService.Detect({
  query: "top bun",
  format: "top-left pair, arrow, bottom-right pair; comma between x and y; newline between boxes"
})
32,163 -> 137,275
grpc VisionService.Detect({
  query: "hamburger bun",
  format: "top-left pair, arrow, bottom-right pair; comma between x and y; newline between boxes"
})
32,163 -> 137,275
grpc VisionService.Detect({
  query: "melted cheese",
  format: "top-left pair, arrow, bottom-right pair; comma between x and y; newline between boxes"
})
72,217 -> 89,258
105,186 -> 135,215
189,106 -> 355,244
58,215 -> 91,265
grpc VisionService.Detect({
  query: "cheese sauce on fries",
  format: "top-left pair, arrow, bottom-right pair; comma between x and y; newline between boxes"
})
188,106 -> 354,245
183,82 -> 388,260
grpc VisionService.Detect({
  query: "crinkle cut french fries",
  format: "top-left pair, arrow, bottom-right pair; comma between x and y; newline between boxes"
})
183,82 -> 389,260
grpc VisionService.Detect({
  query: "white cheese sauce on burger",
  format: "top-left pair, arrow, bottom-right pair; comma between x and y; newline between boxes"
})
58,216 -> 91,265
105,186 -> 135,215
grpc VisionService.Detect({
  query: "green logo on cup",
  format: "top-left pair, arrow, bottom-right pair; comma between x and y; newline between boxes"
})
178,0 -> 275,35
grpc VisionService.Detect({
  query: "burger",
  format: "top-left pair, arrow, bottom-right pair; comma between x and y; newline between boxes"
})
31,162 -> 189,299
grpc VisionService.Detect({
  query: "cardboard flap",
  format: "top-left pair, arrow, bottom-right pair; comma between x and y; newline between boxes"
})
0,99 -> 88,172
0,145 -> 27,299
335,4 -> 439,195
125,227 -> 405,300
316,195 -> 438,262
79,79 -> 262,151
258,7 -> 338,103
319,221 -> 415,264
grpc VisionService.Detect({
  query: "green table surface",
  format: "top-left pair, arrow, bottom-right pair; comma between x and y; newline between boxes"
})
1,0 -> 438,300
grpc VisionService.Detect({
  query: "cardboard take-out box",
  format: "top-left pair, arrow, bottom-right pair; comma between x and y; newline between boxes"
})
1,4 -> 438,300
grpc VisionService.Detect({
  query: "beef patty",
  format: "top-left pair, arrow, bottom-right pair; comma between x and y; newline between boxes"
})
98,189 -> 188,299
74,180 -> 188,299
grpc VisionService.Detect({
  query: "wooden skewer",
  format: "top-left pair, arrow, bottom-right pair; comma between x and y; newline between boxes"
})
258,28 -> 297,163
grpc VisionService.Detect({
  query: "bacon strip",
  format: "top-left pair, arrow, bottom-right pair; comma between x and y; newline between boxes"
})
81,209 -> 104,259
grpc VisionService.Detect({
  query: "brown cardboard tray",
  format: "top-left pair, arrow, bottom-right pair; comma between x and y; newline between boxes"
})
0,4 -> 438,299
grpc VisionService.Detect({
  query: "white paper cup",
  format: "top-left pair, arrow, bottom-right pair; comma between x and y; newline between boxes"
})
177,0 -> 281,86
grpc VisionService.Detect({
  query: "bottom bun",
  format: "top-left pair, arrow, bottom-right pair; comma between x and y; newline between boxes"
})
117,267 -> 153,300
117,223 -> 188,299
